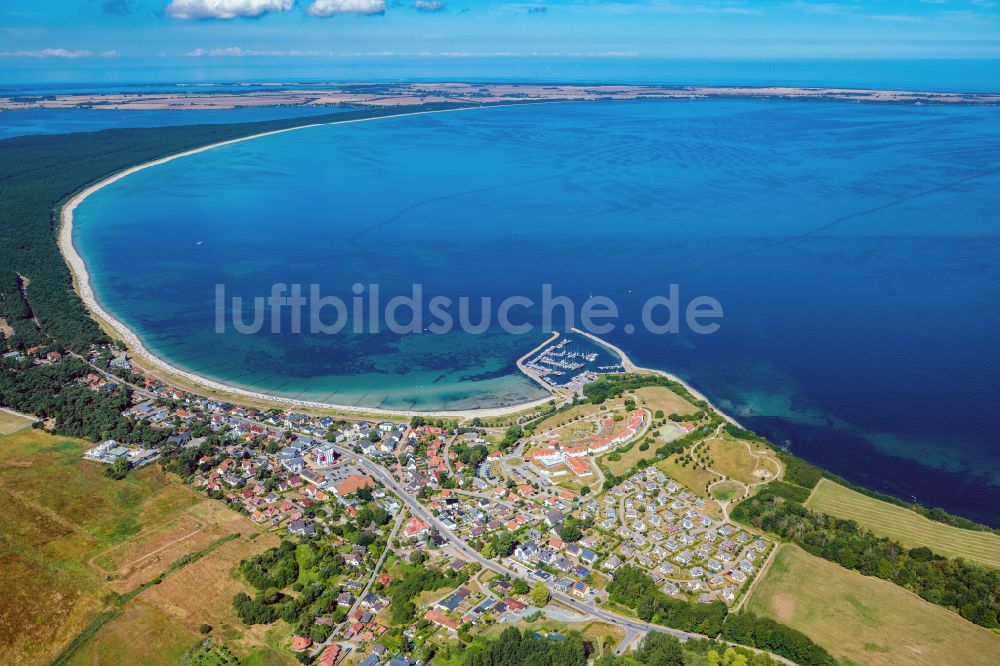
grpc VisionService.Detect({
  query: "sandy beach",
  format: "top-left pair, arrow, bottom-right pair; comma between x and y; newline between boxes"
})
58,101 -> 745,424
58,104 -> 565,420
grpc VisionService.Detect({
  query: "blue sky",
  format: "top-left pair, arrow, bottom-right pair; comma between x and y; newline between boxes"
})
2,1 -> 999,84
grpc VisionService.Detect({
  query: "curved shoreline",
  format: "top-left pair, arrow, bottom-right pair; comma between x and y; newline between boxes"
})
569,327 -> 743,428
58,102 -> 741,425
59,104 -> 561,419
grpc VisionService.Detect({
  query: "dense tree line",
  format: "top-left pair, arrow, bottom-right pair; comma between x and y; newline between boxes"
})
607,565 -> 727,636
468,628 -> 783,666
0,104 -> 480,355
240,540 -> 299,591
720,612 -> 835,666
0,356 -> 166,445
732,492 -> 1000,628
464,627 -> 586,666
607,566 -> 834,665
582,373 -> 706,411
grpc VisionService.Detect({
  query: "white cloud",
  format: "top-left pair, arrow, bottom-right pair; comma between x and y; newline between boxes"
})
304,0 -> 386,16
413,1 -> 444,11
187,46 -> 328,56
0,48 -> 94,58
165,0 -> 294,20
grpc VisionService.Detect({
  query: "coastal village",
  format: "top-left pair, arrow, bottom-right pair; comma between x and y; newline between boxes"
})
0,332 -> 784,666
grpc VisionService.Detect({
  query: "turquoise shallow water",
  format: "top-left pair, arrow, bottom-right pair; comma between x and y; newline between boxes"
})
74,100 -> 1000,524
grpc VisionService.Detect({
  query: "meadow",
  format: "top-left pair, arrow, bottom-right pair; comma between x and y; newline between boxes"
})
747,544 -> 1000,666
0,408 -> 33,434
805,478 -> 1000,568
0,428 -> 285,665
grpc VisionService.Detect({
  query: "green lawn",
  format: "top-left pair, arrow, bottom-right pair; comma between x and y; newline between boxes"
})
806,478 -> 1000,568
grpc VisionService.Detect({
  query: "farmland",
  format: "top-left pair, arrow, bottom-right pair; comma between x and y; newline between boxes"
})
747,544 -> 1000,666
806,478 -> 1000,568
0,428 -> 283,665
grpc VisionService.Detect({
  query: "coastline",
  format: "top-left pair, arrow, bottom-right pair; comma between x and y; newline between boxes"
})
58,104 -> 562,420
569,327 -> 743,428
57,101 -> 743,426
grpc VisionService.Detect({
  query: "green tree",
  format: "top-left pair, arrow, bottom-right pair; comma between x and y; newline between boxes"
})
530,582 -> 550,607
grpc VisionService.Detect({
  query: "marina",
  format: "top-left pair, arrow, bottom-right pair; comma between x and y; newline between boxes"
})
525,336 -> 625,389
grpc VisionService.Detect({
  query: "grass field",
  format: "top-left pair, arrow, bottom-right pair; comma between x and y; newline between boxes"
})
605,438 -> 655,477
711,481 -> 744,502
0,428 -> 286,665
705,434 -> 779,486
805,478 -> 1000,568
633,386 -> 698,417
533,403 -> 601,435
0,409 -> 33,434
747,544 -> 1000,666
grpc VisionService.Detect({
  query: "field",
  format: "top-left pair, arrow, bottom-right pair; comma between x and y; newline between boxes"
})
710,481 -> 744,502
633,386 -> 698,417
532,402 -> 601,435
704,433 -> 779,486
0,428 -> 286,665
747,544 -> 1000,666
604,439 -> 655,477
0,408 -> 33,434
805,478 -> 1000,568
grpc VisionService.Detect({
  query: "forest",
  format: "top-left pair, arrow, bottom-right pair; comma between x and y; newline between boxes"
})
0,354 -> 167,444
731,491 -> 1000,629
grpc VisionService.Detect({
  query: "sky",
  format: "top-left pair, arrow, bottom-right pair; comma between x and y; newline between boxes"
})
1,1 -> 1000,85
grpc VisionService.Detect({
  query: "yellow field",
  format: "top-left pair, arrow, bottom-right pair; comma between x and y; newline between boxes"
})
806,478 -> 1000,568
705,434 -> 779,486
0,428 -> 285,665
73,529 -> 290,666
605,440 -> 656,477
633,386 -> 698,417
747,544 -> 1000,666
0,409 -> 33,434
533,402 -> 601,434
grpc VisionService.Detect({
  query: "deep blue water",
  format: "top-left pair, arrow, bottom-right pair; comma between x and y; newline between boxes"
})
73,100 -> 1000,525
0,106 -> 355,140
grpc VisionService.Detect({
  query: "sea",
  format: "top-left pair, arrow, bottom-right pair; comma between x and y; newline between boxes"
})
9,92 -> 995,525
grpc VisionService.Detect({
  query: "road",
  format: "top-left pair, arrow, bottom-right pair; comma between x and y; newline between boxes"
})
312,511 -> 405,658
323,440 -> 798,665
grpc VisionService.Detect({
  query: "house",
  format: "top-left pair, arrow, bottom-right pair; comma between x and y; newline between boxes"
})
336,474 -> 374,497
318,644 -> 343,666
403,516 -> 431,539
514,542 -> 539,563
436,588 -> 471,611
291,636 -> 313,652
425,609 -> 460,632
359,656 -> 381,666
288,520 -> 316,537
